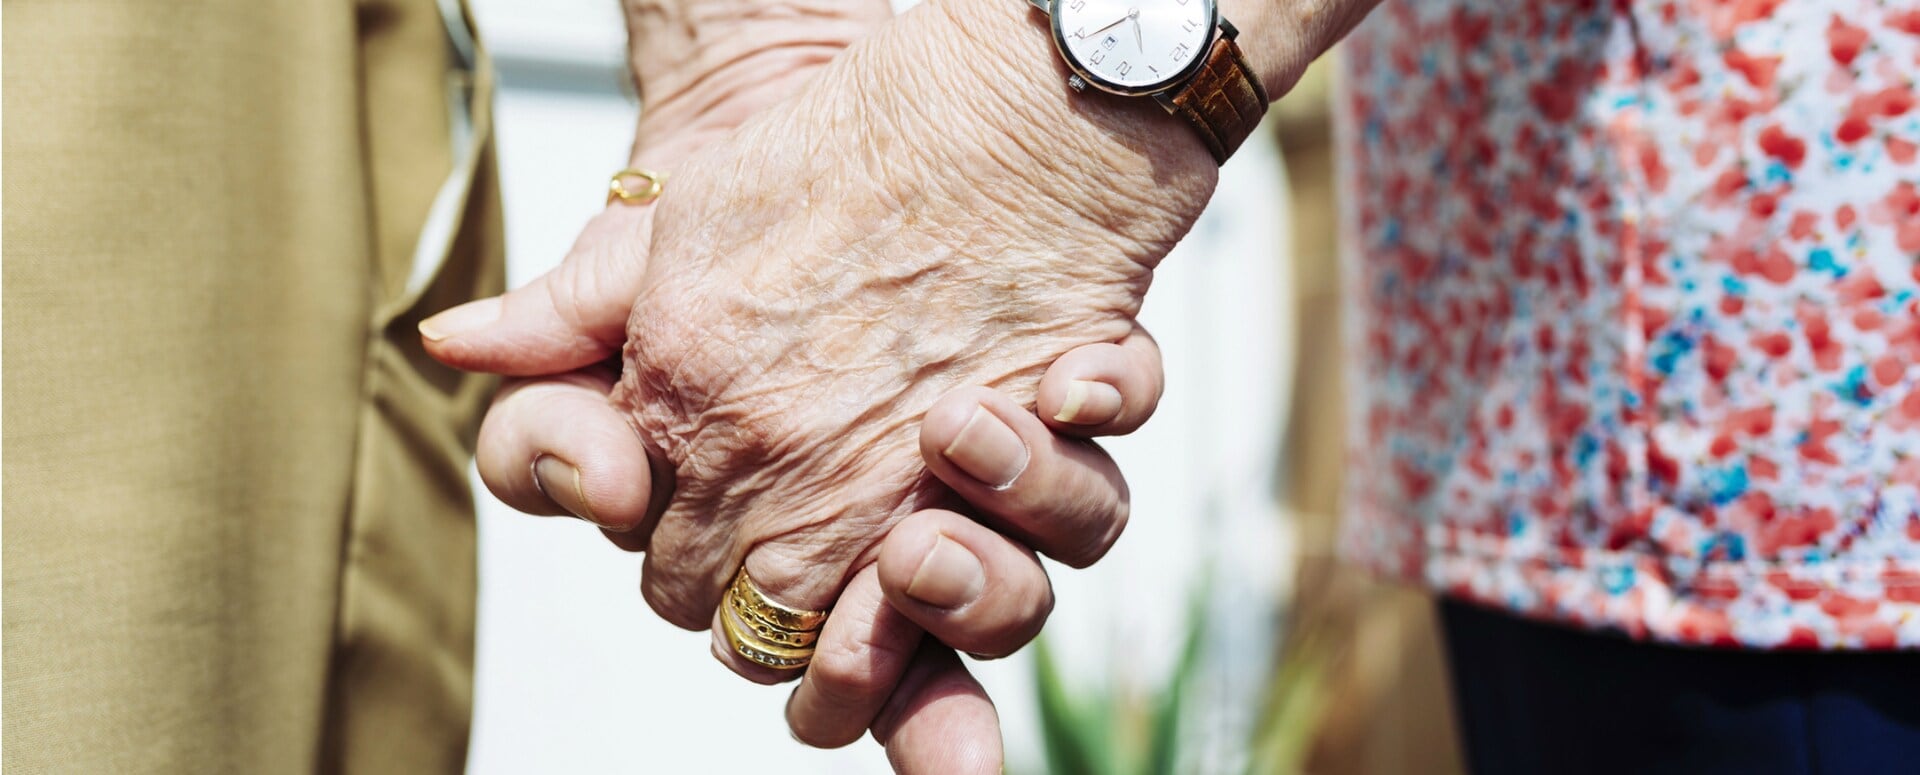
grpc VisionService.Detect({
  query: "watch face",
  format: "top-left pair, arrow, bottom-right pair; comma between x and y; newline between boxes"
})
1052,0 -> 1217,95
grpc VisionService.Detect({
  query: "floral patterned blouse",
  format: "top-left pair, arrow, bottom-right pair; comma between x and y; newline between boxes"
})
1338,0 -> 1920,649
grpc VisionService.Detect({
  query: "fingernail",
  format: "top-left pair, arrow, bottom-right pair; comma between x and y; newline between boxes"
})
418,297 -> 502,342
1054,380 -> 1124,425
532,454 -> 601,526
942,406 -> 1029,488
906,536 -> 985,609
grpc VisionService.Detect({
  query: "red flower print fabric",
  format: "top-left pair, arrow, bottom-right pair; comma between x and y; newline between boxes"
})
1338,0 -> 1920,649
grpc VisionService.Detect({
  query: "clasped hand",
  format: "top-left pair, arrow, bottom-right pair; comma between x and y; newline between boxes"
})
423,0 -> 1213,769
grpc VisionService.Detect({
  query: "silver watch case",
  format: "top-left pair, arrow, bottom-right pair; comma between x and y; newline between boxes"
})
1028,0 -> 1228,99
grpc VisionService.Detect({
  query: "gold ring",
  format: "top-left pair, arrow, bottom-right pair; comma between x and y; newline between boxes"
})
721,608 -> 815,669
729,568 -> 829,632
607,167 -> 666,205
720,567 -> 828,670
728,585 -> 819,648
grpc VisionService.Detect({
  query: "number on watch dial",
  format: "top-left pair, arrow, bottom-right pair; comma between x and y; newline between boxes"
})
1056,0 -> 1214,93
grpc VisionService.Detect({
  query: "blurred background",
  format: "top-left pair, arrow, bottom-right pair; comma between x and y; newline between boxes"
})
463,1 -> 1461,771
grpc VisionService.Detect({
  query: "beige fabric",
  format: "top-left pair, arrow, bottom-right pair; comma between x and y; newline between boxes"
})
3,0 -> 504,771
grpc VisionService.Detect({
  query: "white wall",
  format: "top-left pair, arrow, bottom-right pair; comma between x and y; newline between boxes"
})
465,2 -> 1296,771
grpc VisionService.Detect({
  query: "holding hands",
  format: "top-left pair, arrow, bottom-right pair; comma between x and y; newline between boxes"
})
423,0 -> 1368,767
424,0 -> 1175,767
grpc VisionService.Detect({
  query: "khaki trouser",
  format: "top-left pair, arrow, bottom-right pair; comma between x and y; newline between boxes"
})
3,0 -> 504,770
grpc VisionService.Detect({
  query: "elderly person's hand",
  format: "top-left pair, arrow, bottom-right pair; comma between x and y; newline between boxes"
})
434,0 -> 1197,654
562,0 -> 1241,659
426,0 -> 1166,766
466,350 -> 1161,767
428,0 -> 1373,766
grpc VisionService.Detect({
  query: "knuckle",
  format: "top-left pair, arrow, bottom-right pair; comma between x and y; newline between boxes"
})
640,576 -> 711,632
1000,590 -> 1055,650
953,593 -> 1051,657
1091,341 -> 1131,364
804,646 -> 890,707
803,644 -> 909,710
1038,487 -> 1127,568
1136,384 -> 1166,420
1058,518 -> 1118,568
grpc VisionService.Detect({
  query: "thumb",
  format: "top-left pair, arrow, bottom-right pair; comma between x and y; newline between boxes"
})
421,202 -> 653,376
429,0 -> 893,376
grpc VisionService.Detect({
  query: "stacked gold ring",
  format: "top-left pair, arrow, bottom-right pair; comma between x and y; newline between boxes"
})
721,568 -> 828,670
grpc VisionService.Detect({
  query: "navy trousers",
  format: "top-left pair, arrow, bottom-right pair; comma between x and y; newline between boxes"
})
1440,599 -> 1920,775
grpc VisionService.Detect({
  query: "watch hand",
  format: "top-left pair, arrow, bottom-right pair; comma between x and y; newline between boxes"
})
1132,15 -> 1142,51
1078,13 -> 1130,39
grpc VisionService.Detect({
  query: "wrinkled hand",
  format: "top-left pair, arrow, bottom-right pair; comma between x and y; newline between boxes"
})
422,0 -> 1186,767
431,0 -> 1383,763
601,0 -> 1214,653
434,0 -> 1209,663
462,318 -> 1165,769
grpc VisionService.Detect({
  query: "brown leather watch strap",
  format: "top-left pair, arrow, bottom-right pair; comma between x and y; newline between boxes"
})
1164,33 -> 1269,164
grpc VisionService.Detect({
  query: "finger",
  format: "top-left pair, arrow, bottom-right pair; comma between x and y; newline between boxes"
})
689,511 -> 903,683
1035,324 -> 1164,436
638,449 -> 942,634
921,387 -> 1129,567
783,565 -> 924,744
420,204 -> 653,376
637,523 -> 729,632
871,645 -> 1003,775
474,371 -> 662,539
876,510 -> 1053,659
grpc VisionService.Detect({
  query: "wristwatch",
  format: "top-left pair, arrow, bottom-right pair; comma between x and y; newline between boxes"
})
1029,0 -> 1268,163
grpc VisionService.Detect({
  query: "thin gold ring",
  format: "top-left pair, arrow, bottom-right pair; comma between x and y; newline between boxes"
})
607,167 -> 666,205
720,607 -> 815,669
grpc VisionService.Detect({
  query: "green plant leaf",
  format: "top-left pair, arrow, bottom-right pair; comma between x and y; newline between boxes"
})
1146,581 -> 1212,775
1246,626 -> 1332,775
1033,636 -> 1115,775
